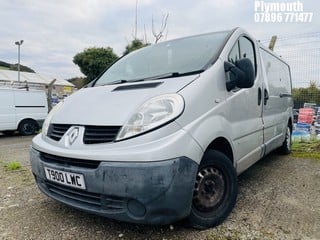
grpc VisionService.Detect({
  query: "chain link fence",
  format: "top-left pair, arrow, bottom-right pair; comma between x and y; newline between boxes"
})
261,32 -> 320,109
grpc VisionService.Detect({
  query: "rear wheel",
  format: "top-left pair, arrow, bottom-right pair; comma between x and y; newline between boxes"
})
18,120 -> 37,136
279,125 -> 292,154
188,150 -> 237,229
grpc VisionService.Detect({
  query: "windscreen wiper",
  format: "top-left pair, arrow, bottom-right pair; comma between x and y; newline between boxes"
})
143,70 -> 204,81
107,73 -> 180,84
103,74 -> 172,85
104,70 -> 204,85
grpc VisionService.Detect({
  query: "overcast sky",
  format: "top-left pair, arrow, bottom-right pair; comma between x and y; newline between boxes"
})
0,0 -> 319,80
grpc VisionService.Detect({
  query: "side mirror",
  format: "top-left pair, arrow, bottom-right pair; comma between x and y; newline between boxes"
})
224,58 -> 255,91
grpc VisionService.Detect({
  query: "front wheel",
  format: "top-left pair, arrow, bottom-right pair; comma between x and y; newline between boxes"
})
188,150 -> 238,229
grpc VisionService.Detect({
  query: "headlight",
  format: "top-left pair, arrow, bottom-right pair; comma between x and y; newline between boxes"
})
42,101 -> 64,137
116,94 -> 184,141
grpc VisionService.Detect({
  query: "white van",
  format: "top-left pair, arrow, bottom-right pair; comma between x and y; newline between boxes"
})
30,28 -> 293,229
0,87 -> 48,135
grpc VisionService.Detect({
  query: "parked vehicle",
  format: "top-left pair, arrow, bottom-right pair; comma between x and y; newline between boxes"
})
0,87 -> 48,135
30,28 -> 293,229
51,94 -> 59,105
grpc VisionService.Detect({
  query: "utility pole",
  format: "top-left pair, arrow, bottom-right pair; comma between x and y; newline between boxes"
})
15,40 -> 24,83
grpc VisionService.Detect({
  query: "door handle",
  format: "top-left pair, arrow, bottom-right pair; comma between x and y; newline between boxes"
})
264,89 -> 269,105
258,87 -> 262,106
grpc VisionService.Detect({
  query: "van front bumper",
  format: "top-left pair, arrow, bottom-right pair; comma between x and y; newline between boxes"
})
30,148 -> 198,225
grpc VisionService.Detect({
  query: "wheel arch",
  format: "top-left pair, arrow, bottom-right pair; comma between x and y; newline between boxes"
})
205,137 -> 234,165
18,118 -> 39,130
288,117 -> 293,132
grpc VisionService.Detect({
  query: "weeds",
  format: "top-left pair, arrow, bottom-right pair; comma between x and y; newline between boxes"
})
5,161 -> 22,171
291,138 -> 320,160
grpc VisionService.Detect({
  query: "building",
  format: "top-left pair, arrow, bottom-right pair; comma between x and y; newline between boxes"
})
0,69 -> 75,97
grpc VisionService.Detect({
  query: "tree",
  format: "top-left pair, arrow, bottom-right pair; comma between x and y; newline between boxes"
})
67,77 -> 87,89
131,0 -> 169,44
0,60 -> 35,73
152,13 -> 169,43
123,39 -> 149,55
292,81 -> 320,108
73,47 -> 118,82
10,64 -> 35,73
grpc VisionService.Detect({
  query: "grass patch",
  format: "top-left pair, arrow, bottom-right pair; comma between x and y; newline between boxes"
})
5,161 -> 22,171
291,139 -> 320,160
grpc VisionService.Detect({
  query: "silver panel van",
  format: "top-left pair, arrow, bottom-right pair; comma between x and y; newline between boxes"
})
30,28 -> 293,229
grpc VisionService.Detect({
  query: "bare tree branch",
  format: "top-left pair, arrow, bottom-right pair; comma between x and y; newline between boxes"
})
132,0 -> 138,40
143,24 -> 148,44
152,13 -> 169,43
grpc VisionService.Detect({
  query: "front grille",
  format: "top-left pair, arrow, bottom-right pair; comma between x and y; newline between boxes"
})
48,124 -> 121,144
84,126 -> 121,144
48,124 -> 71,141
44,181 -> 126,212
45,181 -> 101,208
103,196 -> 127,211
40,152 -> 101,169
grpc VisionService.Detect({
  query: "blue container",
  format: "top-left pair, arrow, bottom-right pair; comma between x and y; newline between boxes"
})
292,130 -> 311,140
296,122 -> 311,131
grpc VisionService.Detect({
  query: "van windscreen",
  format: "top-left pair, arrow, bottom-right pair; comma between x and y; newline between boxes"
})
95,31 -> 230,86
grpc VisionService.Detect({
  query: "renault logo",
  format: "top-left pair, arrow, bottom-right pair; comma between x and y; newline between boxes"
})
67,127 -> 79,145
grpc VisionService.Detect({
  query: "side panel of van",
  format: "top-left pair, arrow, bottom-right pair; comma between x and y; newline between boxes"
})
259,48 -> 292,154
14,90 -> 48,129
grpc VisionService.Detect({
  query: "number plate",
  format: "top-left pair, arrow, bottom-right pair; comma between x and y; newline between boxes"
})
44,167 -> 86,190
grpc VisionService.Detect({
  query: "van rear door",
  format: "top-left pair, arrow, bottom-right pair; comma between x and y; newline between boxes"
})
0,89 -> 15,130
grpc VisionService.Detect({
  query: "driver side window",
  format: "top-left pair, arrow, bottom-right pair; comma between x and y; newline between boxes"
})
228,36 -> 256,76
228,41 -> 240,64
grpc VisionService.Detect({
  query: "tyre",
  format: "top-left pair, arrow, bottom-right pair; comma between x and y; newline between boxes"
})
18,120 -> 37,136
279,125 -> 292,154
189,150 -> 238,229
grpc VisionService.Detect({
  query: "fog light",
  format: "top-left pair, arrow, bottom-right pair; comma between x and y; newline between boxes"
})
127,199 -> 146,218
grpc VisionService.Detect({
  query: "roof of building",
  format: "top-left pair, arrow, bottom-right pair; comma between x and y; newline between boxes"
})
0,69 -> 74,87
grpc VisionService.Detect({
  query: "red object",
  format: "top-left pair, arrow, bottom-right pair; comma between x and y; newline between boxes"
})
298,108 -> 314,124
